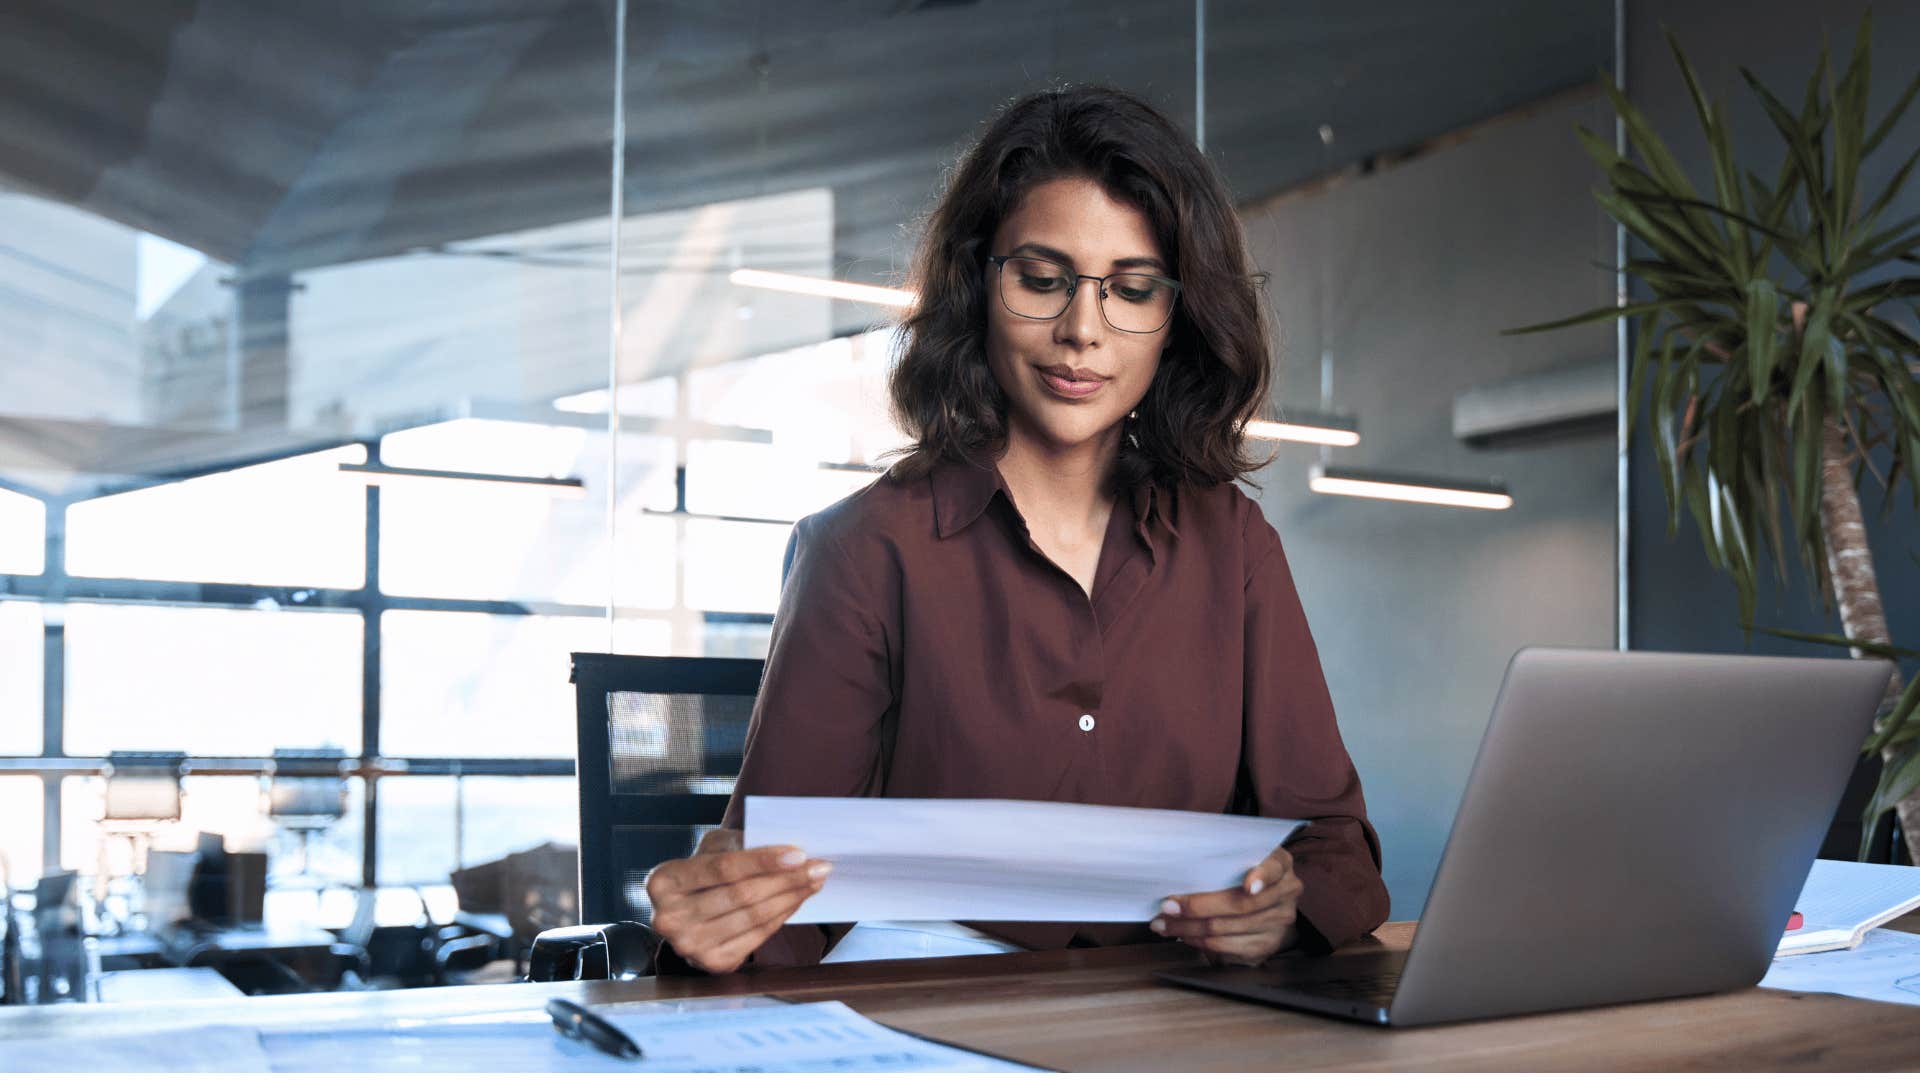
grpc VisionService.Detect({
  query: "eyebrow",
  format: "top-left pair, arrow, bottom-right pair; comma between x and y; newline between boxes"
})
1009,241 -> 1169,275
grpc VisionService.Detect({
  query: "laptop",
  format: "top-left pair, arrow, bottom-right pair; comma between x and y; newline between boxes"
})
1156,647 -> 1895,1027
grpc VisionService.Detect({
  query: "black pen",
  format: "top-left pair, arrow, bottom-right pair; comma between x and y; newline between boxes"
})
547,997 -> 644,1061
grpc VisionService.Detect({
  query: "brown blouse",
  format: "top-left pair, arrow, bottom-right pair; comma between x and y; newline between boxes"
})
671,456 -> 1389,969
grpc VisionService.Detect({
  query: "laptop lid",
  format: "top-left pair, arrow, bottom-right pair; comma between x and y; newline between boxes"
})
1382,647 -> 1892,1026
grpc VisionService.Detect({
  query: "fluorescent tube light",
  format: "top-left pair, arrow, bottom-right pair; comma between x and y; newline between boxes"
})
728,268 -> 915,308
1308,463 -> 1512,510
339,463 -> 587,499
1246,412 -> 1360,447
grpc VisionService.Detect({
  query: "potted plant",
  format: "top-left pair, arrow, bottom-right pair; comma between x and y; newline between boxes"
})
1512,14 -> 1920,862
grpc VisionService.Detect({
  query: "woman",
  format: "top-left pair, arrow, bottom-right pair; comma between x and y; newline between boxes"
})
645,86 -> 1389,974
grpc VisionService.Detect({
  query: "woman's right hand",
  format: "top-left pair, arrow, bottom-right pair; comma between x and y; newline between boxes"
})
644,827 -> 832,973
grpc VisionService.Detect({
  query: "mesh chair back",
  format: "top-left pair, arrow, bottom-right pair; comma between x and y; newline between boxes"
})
571,653 -> 762,925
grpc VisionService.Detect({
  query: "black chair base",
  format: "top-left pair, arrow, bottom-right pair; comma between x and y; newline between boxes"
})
528,922 -> 661,982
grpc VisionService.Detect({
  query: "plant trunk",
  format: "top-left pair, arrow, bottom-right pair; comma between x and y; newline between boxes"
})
1817,415 -> 1920,864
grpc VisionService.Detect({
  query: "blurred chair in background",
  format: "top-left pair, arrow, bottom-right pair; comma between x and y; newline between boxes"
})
29,872 -> 85,1004
529,653 -> 759,982
95,752 -> 185,933
1,853 -> 21,1005
451,840 -> 576,979
265,749 -> 349,887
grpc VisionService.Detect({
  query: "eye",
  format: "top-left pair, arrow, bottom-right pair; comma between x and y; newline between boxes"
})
1018,272 -> 1067,292
1112,278 -> 1161,303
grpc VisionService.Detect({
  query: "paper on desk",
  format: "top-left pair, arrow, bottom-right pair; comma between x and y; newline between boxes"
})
1760,929 -> 1920,1007
744,796 -> 1305,923
258,996 -> 1040,1073
0,1025 -> 271,1072
1777,858 -> 1920,955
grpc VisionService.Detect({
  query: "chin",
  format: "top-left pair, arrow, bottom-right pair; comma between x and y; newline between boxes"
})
1020,407 -> 1122,452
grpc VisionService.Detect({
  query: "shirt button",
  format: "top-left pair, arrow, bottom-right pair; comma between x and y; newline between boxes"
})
1078,714 -> 1096,732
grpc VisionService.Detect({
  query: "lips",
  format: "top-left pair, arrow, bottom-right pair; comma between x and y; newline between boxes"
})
1036,364 -> 1108,400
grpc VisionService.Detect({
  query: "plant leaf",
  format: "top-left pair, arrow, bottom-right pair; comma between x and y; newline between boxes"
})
1862,744 -> 1920,856
1502,299 -> 1695,336
1829,12 -> 1872,242
1747,278 -> 1780,404
1742,62 -> 1833,269
1865,678 -> 1920,758
1863,65 -> 1920,156
1749,625 -> 1920,660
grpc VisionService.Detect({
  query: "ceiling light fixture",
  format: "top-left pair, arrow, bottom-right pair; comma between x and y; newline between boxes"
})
1245,412 -> 1360,447
339,463 -> 586,499
1308,463 -> 1512,511
728,268 -> 914,308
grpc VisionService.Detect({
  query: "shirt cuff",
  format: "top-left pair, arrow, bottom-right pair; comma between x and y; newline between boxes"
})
1286,820 -> 1391,951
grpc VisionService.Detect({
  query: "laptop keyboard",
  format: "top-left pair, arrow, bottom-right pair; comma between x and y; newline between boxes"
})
1273,970 -> 1401,1005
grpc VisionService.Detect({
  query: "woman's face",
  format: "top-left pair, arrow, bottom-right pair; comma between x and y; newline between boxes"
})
983,176 -> 1172,457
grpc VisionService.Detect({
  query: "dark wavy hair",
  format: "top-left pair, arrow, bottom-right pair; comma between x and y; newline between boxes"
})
886,85 -> 1275,493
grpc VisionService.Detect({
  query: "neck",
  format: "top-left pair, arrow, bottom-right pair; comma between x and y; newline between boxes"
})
995,419 -> 1122,534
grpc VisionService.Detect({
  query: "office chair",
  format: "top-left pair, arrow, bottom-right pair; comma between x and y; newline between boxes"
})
1,853 -> 20,1005
265,748 -> 349,885
528,652 -> 761,981
97,752 -> 185,933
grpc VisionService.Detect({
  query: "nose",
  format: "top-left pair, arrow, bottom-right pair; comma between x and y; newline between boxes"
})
1053,278 -> 1105,348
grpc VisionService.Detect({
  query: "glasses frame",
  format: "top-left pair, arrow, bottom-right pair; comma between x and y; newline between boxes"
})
985,254 -> 1183,335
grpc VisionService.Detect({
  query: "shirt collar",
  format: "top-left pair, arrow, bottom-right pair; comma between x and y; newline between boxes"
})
929,456 -> 1177,549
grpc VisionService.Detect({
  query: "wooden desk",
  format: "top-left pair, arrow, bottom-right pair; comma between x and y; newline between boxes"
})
5,918 -> 1919,1071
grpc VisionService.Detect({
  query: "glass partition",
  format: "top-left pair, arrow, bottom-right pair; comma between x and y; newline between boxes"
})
0,0 -> 1618,949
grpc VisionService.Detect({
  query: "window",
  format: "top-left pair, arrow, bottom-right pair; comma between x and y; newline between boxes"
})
64,446 -> 369,588
62,603 -> 363,756
379,610 -> 669,759
0,488 -> 44,575
375,776 -> 575,887
684,440 -> 876,522
682,519 -> 791,615
0,601 -> 41,754
379,420 -> 677,607
0,777 -> 42,888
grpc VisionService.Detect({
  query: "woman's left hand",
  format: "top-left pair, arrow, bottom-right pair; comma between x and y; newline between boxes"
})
1150,843 -> 1304,966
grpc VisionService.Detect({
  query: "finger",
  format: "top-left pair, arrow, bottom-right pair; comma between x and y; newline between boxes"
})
1152,896 -> 1296,940
687,879 -> 824,972
694,828 -> 744,856
686,870 -> 828,950
658,860 -> 833,933
1242,846 -> 1295,897
653,844 -> 809,897
1166,871 -> 1301,920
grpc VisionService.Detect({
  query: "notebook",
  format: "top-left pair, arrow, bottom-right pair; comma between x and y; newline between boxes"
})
1777,859 -> 1920,957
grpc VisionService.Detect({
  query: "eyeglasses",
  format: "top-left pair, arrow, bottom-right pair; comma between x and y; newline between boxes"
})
986,255 -> 1182,335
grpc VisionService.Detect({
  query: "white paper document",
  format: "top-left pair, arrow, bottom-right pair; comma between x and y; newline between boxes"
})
1777,858 -> 1920,955
0,1025 -> 271,1073
258,997 -> 1039,1073
1760,929 -> 1920,1007
744,796 -> 1305,924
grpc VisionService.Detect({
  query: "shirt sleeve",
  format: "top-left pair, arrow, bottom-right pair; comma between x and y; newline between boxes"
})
1239,508 -> 1391,953
653,512 -> 895,972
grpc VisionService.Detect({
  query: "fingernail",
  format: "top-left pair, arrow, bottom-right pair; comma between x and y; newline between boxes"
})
1149,919 -> 1166,934
779,849 -> 807,867
808,861 -> 833,879
1161,899 -> 1181,916
1247,878 -> 1264,896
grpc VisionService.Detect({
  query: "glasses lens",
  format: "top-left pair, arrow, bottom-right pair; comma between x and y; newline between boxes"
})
1101,273 -> 1176,333
999,257 -> 1074,320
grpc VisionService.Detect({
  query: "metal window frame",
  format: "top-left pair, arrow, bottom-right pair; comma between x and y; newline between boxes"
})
0,438 -> 776,889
